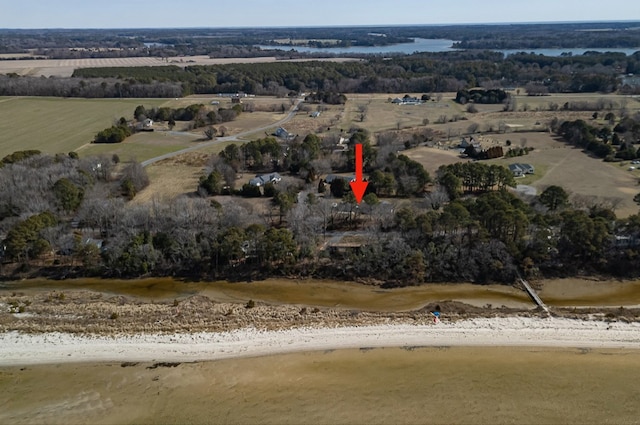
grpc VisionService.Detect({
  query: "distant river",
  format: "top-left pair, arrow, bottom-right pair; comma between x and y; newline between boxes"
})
257,38 -> 458,54
258,38 -> 640,56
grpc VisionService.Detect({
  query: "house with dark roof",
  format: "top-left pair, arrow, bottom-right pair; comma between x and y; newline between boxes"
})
274,127 -> 295,140
508,163 -> 535,177
324,174 -> 355,184
249,172 -> 282,187
509,164 -> 524,177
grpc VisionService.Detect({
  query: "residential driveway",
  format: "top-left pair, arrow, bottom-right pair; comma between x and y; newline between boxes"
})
141,98 -> 303,167
514,184 -> 537,196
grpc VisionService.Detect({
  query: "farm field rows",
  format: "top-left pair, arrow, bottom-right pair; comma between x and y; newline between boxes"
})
0,95 -> 295,161
0,55 -> 360,77
0,97 -> 167,158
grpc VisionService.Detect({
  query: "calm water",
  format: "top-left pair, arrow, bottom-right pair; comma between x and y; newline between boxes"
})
3,347 -> 640,424
0,277 -> 533,310
4,277 -> 640,309
258,38 -> 640,56
258,38 -> 458,54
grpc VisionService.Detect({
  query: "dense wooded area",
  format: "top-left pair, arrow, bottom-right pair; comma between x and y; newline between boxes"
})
2,121 -> 640,284
0,49 -> 636,98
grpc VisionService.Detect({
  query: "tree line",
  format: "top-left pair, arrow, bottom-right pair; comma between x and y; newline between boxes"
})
557,115 -> 640,160
72,51 -> 637,95
1,50 -> 637,99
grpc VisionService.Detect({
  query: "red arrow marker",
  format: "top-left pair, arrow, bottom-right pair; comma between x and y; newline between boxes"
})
350,143 -> 368,204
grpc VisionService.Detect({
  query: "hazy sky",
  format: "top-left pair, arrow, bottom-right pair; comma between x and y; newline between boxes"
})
1,0 -> 638,28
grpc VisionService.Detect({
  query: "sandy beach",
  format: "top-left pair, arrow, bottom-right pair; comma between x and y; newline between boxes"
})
3,282 -> 640,424
2,316 -> 639,366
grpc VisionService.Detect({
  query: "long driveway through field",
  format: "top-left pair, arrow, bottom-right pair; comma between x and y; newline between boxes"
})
140,98 -> 303,167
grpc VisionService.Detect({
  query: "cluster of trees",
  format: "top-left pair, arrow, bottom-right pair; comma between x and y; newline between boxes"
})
92,102 -> 244,145
4,211 -> 57,262
314,183 -> 640,284
505,146 -> 533,158
437,162 -> 516,199
464,145 -> 504,160
444,22 -> 640,50
0,150 -> 41,167
93,123 -> 132,144
135,102 -> 241,129
455,89 -> 509,105
367,153 -> 431,197
304,91 -> 348,105
557,119 -> 640,160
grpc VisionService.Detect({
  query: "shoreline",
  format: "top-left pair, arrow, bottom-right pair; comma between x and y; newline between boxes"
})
2,317 -> 639,367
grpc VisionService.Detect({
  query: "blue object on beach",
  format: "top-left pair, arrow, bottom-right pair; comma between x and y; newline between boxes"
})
433,311 -> 440,317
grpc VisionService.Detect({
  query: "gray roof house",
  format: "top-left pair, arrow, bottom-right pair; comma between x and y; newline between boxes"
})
249,172 -> 282,187
508,163 -> 535,177
274,127 -> 295,139
324,174 -> 355,184
509,164 -> 524,177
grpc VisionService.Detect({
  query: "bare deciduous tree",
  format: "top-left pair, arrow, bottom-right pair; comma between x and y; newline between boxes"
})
203,126 -> 217,140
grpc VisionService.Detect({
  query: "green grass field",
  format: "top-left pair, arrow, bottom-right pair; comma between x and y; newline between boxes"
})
78,131 -> 198,162
0,95 -> 293,162
0,97 -> 168,159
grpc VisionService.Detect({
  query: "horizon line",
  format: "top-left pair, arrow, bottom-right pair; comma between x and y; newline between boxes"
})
2,19 -> 640,31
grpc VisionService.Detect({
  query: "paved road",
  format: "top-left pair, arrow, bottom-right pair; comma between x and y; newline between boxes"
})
141,98 -> 303,167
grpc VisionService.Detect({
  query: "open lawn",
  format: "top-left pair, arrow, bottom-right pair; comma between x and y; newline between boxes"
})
513,92 -> 640,112
341,93 -> 464,134
132,159 -> 205,203
488,132 -> 640,217
404,146 -> 471,176
338,92 -> 640,143
0,97 -> 167,159
78,131 -> 200,162
404,130 -> 640,218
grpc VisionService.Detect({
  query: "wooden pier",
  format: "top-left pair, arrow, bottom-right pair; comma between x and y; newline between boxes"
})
518,276 -> 550,315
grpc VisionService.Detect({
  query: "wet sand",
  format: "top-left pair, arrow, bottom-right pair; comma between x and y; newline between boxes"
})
2,347 -> 640,424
